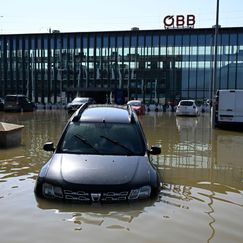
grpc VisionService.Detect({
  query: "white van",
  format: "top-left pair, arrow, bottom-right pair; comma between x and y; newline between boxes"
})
214,89 -> 243,126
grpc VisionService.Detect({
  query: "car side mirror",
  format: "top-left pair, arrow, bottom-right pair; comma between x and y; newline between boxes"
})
43,142 -> 55,152
149,146 -> 161,155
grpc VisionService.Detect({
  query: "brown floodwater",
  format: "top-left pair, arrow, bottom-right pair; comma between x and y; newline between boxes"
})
0,110 -> 242,243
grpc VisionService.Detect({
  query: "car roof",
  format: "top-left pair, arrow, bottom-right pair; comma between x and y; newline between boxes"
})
72,97 -> 91,101
127,100 -> 143,104
179,99 -> 195,103
71,104 -> 135,124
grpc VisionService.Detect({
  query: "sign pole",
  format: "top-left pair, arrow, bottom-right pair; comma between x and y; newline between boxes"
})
212,0 -> 220,128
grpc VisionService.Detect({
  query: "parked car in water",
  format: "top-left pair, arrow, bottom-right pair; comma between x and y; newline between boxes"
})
35,103 -> 161,203
176,99 -> 199,117
66,97 -> 95,114
0,97 -> 4,111
4,94 -> 35,112
127,100 -> 146,115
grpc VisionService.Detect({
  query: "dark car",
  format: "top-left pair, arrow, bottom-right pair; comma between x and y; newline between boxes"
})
66,97 -> 95,114
35,104 -> 161,203
4,94 -> 35,112
0,97 -> 4,111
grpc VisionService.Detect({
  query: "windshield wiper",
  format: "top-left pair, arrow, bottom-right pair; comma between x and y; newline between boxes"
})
74,134 -> 100,153
100,135 -> 134,155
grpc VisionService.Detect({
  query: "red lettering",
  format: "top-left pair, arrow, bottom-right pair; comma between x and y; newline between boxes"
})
187,15 -> 195,26
164,15 -> 174,27
163,14 -> 196,29
176,15 -> 185,26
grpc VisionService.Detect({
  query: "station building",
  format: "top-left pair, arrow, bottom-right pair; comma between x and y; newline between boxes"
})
0,26 -> 243,104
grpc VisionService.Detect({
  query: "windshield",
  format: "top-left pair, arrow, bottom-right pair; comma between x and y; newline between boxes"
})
58,122 -> 145,155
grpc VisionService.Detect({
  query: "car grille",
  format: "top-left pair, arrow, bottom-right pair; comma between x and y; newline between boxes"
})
64,190 -> 129,202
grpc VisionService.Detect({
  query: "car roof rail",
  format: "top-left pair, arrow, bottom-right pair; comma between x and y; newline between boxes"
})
72,102 -> 90,121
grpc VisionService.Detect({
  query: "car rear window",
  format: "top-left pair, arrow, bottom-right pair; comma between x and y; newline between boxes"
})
5,96 -> 17,102
128,101 -> 142,106
180,101 -> 194,106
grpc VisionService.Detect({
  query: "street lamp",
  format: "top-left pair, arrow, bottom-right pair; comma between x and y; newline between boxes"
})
212,0 -> 220,100
211,0 -> 220,128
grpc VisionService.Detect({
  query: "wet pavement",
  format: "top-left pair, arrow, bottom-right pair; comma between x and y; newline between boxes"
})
0,110 -> 242,243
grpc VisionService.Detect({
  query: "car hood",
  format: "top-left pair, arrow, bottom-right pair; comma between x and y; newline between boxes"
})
47,154 -> 151,185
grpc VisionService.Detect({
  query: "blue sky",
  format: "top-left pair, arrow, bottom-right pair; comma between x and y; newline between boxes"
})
1,0 -> 243,34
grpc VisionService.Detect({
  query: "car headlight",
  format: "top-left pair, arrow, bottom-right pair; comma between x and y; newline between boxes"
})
42,183 -> 63,199
128,186 -> 151,200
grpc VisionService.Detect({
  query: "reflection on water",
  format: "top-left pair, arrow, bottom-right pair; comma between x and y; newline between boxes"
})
36,196 -> 156,230
142,113 -> 243,191
0,110 -> 243,243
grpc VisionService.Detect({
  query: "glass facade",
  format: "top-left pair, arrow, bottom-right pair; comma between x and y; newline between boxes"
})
1,27 -> 243,104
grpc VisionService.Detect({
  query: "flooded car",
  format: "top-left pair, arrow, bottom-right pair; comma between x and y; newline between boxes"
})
66,97 -> 95,114
35,104 -> 161,203
176,99 -> 199,117
4,94 -> 35,112
127,100 -> 146,115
